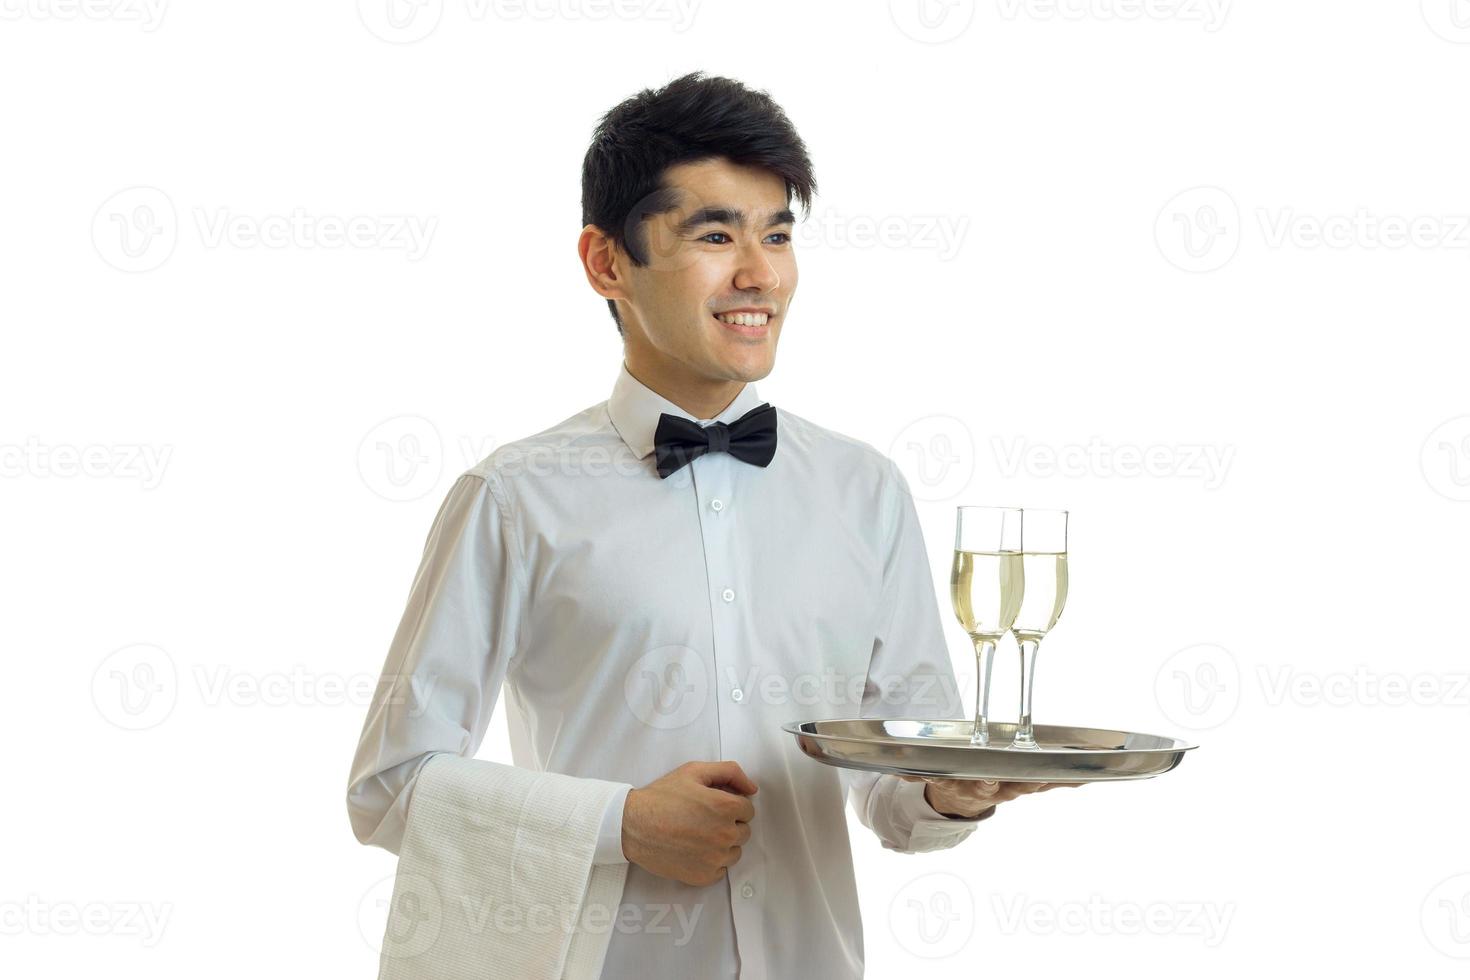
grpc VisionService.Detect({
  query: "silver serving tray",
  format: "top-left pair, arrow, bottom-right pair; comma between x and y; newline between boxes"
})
783,718 -> 1197,783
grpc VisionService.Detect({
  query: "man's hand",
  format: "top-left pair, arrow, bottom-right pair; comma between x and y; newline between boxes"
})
622,761 -> 757,887
898,775 -> 1082,818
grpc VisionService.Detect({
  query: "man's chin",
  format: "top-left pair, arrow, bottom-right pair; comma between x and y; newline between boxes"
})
712,335 -> 777,379
716,352 -> 775,384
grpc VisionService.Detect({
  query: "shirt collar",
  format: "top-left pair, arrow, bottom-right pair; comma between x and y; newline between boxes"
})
607,362 -> 766,460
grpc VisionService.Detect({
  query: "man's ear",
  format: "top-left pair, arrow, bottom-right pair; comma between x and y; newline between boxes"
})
578,224 -> 629,302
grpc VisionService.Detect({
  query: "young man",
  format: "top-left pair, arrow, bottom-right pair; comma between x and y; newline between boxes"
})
348,71 -> 1073,979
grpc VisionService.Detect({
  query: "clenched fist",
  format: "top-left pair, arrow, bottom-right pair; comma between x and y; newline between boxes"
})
622,761 -> 757,887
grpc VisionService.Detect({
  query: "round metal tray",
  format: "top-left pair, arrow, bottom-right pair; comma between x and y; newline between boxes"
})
783,718 -> 1197,783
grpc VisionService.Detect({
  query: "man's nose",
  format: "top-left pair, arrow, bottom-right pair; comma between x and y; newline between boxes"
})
732,242 -> 780,293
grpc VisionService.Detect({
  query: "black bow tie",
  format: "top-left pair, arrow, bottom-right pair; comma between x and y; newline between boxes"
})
653,403 -> 778,479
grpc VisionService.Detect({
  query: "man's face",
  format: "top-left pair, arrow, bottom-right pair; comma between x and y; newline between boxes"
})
618,157 -> 797,384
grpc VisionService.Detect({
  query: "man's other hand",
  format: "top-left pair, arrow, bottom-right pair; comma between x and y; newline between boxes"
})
622,761 -> 757,886
898,775 -> 1082,819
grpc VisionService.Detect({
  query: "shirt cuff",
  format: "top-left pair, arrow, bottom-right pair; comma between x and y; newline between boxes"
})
593,784 -> 632,864
897,777 -> 996,825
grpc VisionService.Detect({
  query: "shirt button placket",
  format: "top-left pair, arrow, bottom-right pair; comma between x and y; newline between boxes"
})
693,460 -> 767,978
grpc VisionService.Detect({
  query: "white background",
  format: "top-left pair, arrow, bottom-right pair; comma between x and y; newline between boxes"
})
3,0 -> 1468,976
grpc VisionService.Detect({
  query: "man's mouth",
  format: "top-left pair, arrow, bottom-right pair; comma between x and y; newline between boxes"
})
712,311 -> 772,335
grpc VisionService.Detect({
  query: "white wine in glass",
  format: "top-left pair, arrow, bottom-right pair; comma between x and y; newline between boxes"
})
1011,509 -> 1069,750
950,507 -> 1023,746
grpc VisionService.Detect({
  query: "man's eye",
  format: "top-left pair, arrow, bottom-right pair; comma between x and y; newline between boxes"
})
700,231 -> 791,245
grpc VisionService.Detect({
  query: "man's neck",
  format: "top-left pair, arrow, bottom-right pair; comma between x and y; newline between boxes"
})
623,357 -> 745,422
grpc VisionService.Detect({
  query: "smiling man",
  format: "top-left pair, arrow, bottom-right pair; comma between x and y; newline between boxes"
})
582,155 -> 794,417
348,71 -> 1072,980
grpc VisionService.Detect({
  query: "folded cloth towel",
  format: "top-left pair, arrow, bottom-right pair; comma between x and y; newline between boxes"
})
377,754 -> 630,980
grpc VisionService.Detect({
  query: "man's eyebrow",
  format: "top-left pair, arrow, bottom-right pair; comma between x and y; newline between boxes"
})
673,206 -> 797,234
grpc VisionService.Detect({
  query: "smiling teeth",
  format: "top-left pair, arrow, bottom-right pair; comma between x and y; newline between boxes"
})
716,312 -> 769,326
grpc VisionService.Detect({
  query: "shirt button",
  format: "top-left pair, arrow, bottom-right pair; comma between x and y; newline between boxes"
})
710,498 -> 724,512
721,587 -> 735,602
731,688 -> 744,702
741,883 -> 755,899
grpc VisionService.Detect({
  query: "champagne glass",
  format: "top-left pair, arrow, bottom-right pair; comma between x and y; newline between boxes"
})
950,506 -> 1023,746
1010,509 -> 1069,750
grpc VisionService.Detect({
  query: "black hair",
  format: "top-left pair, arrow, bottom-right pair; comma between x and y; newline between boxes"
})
580,72 -> 817,334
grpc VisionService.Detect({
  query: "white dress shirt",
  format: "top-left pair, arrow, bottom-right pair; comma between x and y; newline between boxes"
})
347,363 -> 990,980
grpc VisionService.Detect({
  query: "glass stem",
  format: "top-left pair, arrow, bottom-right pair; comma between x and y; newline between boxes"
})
969,637 -> 996,746
1013,636 -> 1042,749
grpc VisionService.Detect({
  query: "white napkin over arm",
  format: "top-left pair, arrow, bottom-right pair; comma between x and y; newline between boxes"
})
378,753 -> 631,979
346,470 -> 634,978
